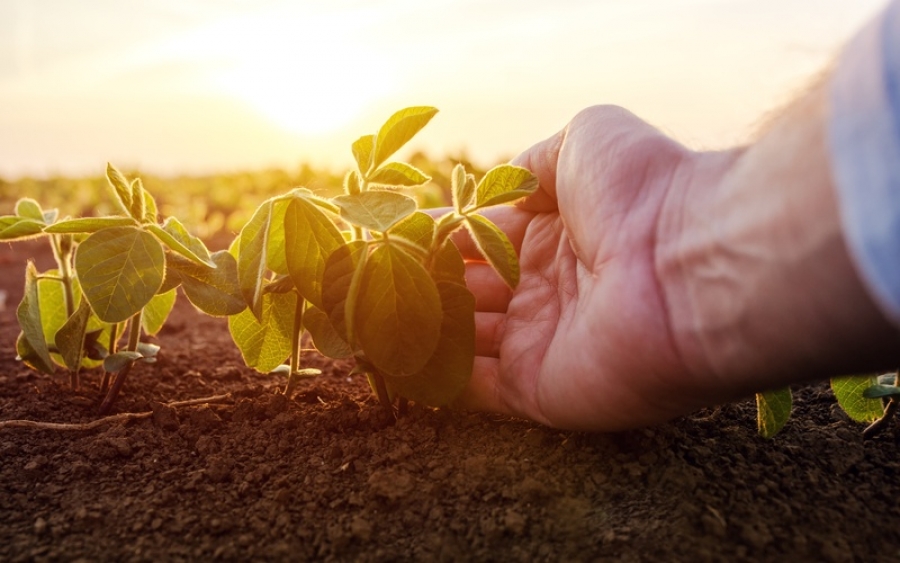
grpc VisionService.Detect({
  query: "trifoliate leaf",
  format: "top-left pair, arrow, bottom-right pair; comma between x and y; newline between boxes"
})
106,163 -> 133,216
333,191 -> 417,233
15,199 -> 44,221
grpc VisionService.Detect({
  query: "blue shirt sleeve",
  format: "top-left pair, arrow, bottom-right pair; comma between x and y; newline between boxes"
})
829,0 -> 900,326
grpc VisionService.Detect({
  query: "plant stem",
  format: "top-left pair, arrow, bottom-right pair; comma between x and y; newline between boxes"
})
98,311 -> 142,415
99,322 -> 121,396
370,370 -> 393,413
863,369 -> 900,439
284,295 -> 305,396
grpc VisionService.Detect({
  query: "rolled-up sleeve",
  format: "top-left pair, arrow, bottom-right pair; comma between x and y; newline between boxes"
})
829,0 -> 900,326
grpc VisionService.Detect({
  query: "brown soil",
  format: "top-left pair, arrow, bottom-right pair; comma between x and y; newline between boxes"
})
2,240 -> 900,563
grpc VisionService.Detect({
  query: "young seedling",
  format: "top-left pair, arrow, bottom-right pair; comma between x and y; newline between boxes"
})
3,165 -> 245,413
228,106 -> 538,410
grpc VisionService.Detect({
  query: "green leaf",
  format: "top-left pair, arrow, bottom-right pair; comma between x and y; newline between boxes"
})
831,375 -> 885,422
344,170 -> 362,195
430,239 -> 467,285
474,164 -> 539,209
266,199 -> 290,276
384,281 -> 475,406
389,211 -> 434,250
756,388 -> 792,438
352,134 -> 375,174
130,178 -> 146,221
36,273 -> 69,360
465,214 -> 520,288
16,262 -> 55,374
107,163 -> 133,216
170,251 -> 246,316
0,216 -> 46,241
104,351 -> 142,373
368,162 -> 431,187
142,289 -> 177,336
304,304 -> 352,359
147,217 -> 214,267
322,240 -> 367,342
356,244 -> 442,376
142,186 -> 159,222
56,296 -> 94,371
75,226 -> 166,323
44,216 -> 137,234
371,106 -> 438,171
333,191 -> 417,233
228,290 -> 296,373
237,200 -> 275,318
15,199 -> 45,221
451,164 -> 473,214
284,196 -> 345,308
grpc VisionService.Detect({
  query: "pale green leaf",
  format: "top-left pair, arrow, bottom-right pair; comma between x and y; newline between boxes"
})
352,134 -> 374,174
368,162 -> 431,187
371,106 -> 438,171
756,388 -> 792,438
130,178 -> 146,221
228,290 -> 296,373
106,163 -> 133,216
304,304 -> 352,359
16,262 -> 55,373
284,196 -> 345,308
266,199 -> 290,276
237,200 -> 274,318
451,164 -> 473,214
344,170 -> 362,195
141,289 -> 177,336
465,214 -> 520,288
146,217 -> 214,267
356,244 -> 442,376
56,296 -> 94,370
170,251 -> 246,316
45,216 -> 138,234
389,211 -> 434,250
384,281 -> 475,406
0,217 -> 46,241
831,375 -> 884,422
36,272 -> 69,359
143,187 -> 159,222
75,226 -> 166,323
15,199 -> 44,221
334,191 -> 417,232
474,164 -> 539,209
104,351 -> 142,373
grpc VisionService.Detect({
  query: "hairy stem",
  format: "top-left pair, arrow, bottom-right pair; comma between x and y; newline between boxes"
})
284,296 -> 306,396
98,311 -> 143,415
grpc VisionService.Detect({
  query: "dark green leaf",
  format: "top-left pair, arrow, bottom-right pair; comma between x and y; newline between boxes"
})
368,162 -> 431,187
141,289 -> 177,336
322,240 -> 367,342
756,388 -> 792,438
171,251 -> 246,316
45,216 -> 138,234
284,196 -> 345,308
56,296 -> 94,371
106,163 -> 133,216
384,281 -> 475,406
356,244 -> 442,376
832,375 -> 885,422
333,191 -> 417,233
228,290 -> 296,373
474,164 -> 539,209
16,262 -> 55,373
304,304 -> 352,359
465,214 -> 520,288
372,107 -> 438,171
75,226 -> 166,323
430,239 -> 466,285
352,134 -> 375,174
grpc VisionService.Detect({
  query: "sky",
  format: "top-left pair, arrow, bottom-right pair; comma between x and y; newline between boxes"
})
0,0 -> 889,179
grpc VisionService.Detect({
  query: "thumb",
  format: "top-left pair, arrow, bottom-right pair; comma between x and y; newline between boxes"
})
511,129 -> 565,213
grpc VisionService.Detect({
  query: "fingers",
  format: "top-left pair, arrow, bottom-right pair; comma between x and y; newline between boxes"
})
474,312 -> 505,357
453,356 -> 518,417
511,129 -> 565,213
466,261 -> 512,312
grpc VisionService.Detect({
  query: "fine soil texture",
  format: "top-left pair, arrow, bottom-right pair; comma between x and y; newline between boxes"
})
2,240 -> 900,563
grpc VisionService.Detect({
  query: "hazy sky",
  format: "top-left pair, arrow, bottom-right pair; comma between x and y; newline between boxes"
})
0,0 -> 888,179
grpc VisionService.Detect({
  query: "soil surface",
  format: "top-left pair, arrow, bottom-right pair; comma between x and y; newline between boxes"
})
2,240 -> 900,563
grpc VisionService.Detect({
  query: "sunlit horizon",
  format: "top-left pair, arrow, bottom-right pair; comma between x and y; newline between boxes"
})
0,0 -> 888,180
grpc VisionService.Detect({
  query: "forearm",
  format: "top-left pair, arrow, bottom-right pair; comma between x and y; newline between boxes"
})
659,80 -> 900,398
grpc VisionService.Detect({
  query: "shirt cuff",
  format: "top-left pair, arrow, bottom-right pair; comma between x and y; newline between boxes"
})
828,0 -> 900,326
